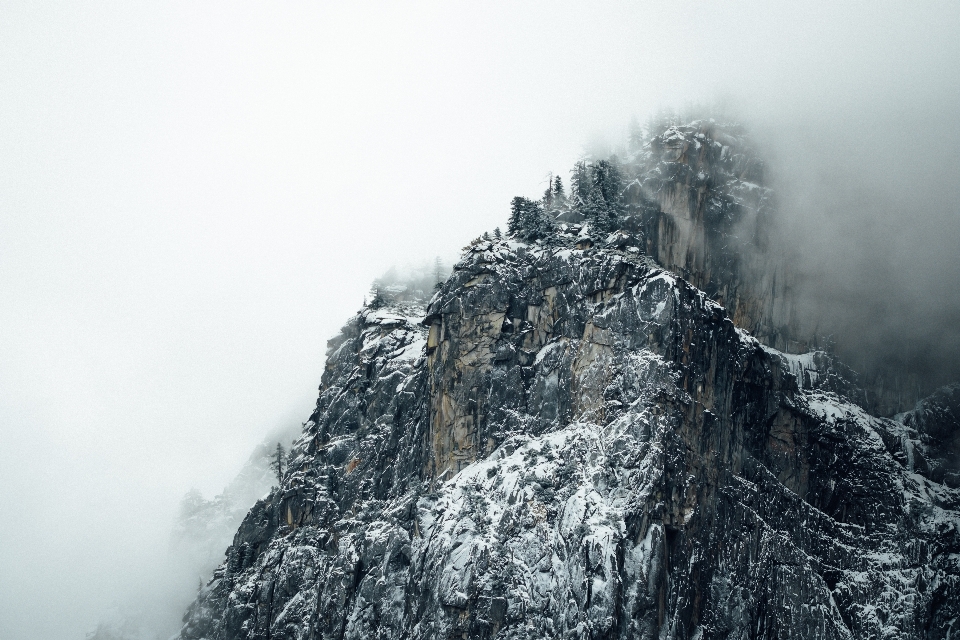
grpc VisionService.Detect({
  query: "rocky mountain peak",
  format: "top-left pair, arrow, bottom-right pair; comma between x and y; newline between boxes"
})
176,122 -> 960,640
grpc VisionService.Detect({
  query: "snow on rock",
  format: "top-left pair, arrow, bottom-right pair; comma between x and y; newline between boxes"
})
176,121 -> 959,640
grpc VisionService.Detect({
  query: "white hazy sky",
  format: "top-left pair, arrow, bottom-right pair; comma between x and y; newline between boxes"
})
2,2 -> 958,639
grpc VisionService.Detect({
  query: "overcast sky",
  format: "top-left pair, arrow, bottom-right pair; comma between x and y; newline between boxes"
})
2,2 -> 959,639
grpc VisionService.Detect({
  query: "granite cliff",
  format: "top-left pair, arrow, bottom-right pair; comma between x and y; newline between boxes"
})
177,122 -> 960,639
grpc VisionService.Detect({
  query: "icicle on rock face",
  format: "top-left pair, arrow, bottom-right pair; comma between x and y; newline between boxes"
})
178,235 -> 958,640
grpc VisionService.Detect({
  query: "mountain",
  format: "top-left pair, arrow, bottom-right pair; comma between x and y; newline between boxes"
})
172,432 -> 301,588
85,430 -> 299,640
176,121 -> 960,639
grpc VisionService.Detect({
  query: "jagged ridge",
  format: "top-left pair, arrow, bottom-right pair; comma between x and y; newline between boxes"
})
177,121 -> 960,640
179,235 -> 958,639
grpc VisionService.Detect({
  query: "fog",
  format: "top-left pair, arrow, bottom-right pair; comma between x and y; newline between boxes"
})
1,2 -> 958,638
766,112 -> 960,401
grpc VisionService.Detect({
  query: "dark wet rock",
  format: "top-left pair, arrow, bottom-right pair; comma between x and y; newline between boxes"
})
177,122 -> 959,639
895,385 -> 960,488
177,239 -> 959,640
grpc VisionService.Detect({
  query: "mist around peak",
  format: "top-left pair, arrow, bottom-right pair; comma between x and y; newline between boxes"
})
500,110 -> 960,414
2,3 -> 958,639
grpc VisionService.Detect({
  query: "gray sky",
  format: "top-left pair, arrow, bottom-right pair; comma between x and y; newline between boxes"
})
2,2 -> 958,639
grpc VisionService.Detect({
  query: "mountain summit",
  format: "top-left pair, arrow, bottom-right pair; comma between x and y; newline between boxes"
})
177,121 -> 960,640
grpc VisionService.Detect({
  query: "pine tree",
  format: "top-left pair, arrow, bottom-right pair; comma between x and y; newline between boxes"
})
542,173 -> 555,208
507,196 -> 528,237
552,175 -> 566,202
508,196 -> 552,242
592,159 -> 623,207
646,108 -> 678,139
571,161 -> 592,209
543,174 -> 567,216
580,189 -> 608,231
432,256 -> 444,291
369,283 -> 387,309
269,443 -> 286,484
568,159 -> 624,233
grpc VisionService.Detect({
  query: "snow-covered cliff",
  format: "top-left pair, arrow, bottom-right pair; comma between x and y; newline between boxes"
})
176,122 -> 960,639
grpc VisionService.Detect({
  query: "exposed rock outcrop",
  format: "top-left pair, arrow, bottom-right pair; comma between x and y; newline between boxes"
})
177,122 -> 959,639
631,123 -> 799,352
178,238 -> 958,639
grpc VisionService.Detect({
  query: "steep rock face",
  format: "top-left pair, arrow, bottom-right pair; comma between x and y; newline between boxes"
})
173,434 -> 302,582
621,123 -> 800,352
178,238 -> 959,640
895,385 -> 960,489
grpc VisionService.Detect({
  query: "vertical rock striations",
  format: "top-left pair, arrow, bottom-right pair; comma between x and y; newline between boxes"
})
178,123 -> 959,640
634,123 -> 800,351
